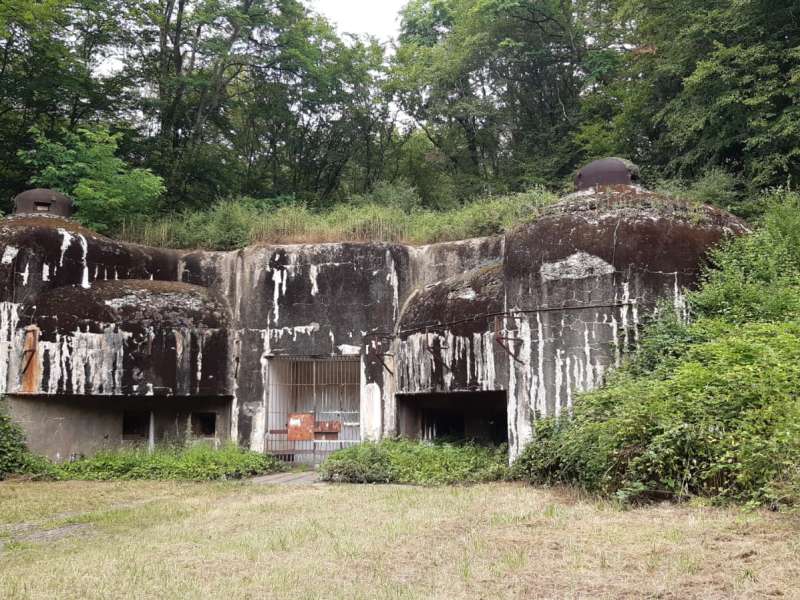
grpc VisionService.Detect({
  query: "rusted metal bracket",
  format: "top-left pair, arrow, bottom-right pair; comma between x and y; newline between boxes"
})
20,326 -> 41,392
493,317 -> 525,366
376,353 -> 394,377
20,327 -> 38,375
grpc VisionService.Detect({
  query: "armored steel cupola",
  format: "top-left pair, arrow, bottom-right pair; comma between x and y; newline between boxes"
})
574,158 -> 640,191
13,188 -> 74,218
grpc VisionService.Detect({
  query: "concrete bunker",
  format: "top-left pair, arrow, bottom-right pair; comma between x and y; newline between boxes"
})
396,391 -> 508,445
0,174 -> 750,464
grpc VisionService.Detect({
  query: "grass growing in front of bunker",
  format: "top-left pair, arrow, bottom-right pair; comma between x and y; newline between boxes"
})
55,443 -> 286,481
319,439 -> 510,485
1,480 -> 799,599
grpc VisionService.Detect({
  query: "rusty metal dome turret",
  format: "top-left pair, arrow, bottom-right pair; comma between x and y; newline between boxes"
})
13,188 -> 74,218
574,158 -> 640,191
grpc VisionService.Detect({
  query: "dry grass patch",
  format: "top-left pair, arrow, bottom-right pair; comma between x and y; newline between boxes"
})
0,481 -> 798,599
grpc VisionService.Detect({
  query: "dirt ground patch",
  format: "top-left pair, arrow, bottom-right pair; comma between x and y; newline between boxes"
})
0,481 -> 798,599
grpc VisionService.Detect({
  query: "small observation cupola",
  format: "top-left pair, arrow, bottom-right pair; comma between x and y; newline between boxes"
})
13,188 -> 74,218
575,158 -> 640,191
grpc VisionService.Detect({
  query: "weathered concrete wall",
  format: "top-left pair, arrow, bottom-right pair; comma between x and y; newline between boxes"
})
0,186 -> 748,461
6,394 -> 231,461
390,188 -> 748,457
0,216 -> 231,399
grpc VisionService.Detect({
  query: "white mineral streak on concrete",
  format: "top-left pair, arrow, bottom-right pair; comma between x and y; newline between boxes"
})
540,252 -> 615,281
554,348 -> 563,419
338,344 -> 361,356
583,323 -> 593,390
77,234 -> 90,288
510,317 -> 534,459
674,273 -> 690,322
484,331 -> 496,390
309,264 -> 319,296
466,335 -> 473,384
507,325 -> 517,453
271,323 -> 320,342
620,281 -> 631,349
195,332 -> 205,392
173,329 -> 191,395
229,331 -> 241,443
57,228 -> 73,267
534,313 -> 547,416
42,326 -> 131,395
251,330 -> 269,452
42,263 -> 50,282
0,302 -> 20,394
271,268 -> 285,324
360,354 -> 382,440
565,353 -> 574,410
19,262 -> 29,286
610,314 -> 621,367
1,246 -> 18,265
569,355 -> 578,413
386,250 -> 399,321
442,330 -> 453,390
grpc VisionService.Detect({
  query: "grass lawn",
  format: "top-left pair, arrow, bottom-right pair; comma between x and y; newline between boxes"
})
1,481 -> 798,599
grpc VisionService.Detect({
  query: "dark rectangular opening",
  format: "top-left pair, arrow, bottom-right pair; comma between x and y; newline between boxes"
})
191,412 -> 217,437
396,391 -> 508,445
122,412 -> 150,440
34,201 -> 51,212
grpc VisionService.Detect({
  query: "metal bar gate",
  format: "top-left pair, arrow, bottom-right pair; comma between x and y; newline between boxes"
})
266,356 -> 361,465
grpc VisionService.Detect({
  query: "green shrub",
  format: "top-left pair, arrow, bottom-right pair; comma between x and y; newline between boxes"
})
320,439 -> 509,485
0,404 -> 29,479
515,190 -> 800,507
513,320 -> 800,506
0,402 -> 54,480
57,444 -> 285,481
20,126 -> 165,234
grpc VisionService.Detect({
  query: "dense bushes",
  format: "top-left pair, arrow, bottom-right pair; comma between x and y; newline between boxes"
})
0,405 -> 32,480
56,444 -> 285,481
514,190 -> 800,507
320,439 -> 509,485
513,320 -> 800,505
119,188 -> 557,250
0,404 -> 54,480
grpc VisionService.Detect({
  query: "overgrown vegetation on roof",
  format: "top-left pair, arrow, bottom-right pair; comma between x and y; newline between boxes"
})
513,189 -> 800,508
118,187 -> 558,249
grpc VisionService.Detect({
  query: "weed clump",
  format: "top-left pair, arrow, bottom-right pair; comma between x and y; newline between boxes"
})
57,444 -> 286,481
320,439 -> 509,485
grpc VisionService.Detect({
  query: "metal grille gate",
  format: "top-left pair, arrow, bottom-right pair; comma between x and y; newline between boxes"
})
266,356 -> 361,464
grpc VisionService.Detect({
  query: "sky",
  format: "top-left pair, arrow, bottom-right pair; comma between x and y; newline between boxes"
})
309,0 -> 407,43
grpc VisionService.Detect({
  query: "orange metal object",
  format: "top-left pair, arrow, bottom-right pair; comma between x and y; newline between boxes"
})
20,325 -> 40,393
287,412 -> 315,441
